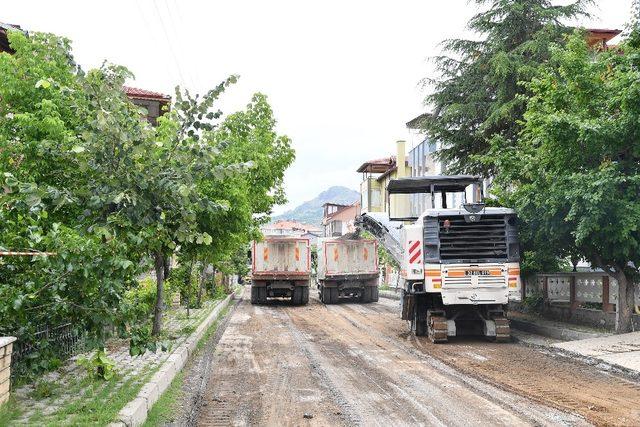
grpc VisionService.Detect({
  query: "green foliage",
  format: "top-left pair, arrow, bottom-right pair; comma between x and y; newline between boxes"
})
521,292 -> 544,314
31,379 -> 61,400
0,29 -> 294,376
423,0 -> 590,175
78,349 -> 117,380
494,32 -> 640,331
128,324 -> 169,357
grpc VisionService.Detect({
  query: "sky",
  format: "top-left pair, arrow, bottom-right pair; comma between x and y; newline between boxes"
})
3,0 -> 633,214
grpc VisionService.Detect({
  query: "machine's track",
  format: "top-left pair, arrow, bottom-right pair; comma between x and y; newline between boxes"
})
493,317 -> 511,343
428,315 -> 449,344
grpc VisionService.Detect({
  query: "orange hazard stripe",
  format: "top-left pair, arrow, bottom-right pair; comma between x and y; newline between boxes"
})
425,270 -> 440,277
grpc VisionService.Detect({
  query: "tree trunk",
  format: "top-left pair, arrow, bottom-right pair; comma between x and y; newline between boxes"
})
152,252 -> 165,336
615,271 -> 634,333
163,255 -> 172,280
196,265 -> 206,308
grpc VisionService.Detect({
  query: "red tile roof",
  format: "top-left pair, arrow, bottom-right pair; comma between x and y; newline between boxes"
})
356,156 -> 396,173
266,220 -> 322,233
123,86 -> 171,102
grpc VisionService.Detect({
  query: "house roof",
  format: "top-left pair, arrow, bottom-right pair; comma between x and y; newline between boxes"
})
586,28 -> 622,48
0,22 -> 24,53
356,156 -> 396,173
322,201 -> 360,224
123,86 -> 171,102
406,113 -> 431,130
265,220 -> 322,233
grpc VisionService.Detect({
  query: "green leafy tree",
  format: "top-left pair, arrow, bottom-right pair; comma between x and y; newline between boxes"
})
0,31 -> 145,366
494,32 -> 640,332
422,0 -> 590,175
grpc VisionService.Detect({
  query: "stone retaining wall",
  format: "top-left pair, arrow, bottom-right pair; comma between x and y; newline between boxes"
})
0,337 -> 16,406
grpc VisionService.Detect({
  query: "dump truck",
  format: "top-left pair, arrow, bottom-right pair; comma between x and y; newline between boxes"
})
317,238 -> 380,304
356,176 -> 521,342
251,237 -> 310,305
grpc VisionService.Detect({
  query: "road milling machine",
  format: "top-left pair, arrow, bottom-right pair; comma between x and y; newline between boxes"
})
356,176 -> 521,343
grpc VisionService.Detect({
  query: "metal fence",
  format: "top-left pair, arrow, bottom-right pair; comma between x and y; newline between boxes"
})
524,272 -> 640,312
10,323 -> 85,380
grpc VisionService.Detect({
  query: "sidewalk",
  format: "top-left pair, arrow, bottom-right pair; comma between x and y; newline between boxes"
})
509,311 -> 640,375
3,293 -> 234,426
553,332 -> 640,373
508,311 -> 609,341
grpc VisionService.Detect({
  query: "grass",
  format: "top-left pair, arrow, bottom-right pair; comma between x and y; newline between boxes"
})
142,371 -> 185,426
46,367 -> 155,426
30,379 -> 61,399
5,291 -> 235,426
195,304 -> 231,353
0,396 -> 23,425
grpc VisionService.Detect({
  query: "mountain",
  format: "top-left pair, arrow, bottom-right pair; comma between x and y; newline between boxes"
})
273,186 -> 360,225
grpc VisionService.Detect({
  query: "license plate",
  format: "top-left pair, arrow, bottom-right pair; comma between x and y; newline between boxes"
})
465,270 -> 489,276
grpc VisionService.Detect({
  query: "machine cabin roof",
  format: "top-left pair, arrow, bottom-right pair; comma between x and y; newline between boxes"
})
387,175 -> 481,195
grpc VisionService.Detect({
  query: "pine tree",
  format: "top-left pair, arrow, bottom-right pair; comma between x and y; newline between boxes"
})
423,0 -> 591,176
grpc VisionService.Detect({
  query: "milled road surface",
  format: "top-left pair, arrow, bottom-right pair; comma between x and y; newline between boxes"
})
194,289 -> 640,426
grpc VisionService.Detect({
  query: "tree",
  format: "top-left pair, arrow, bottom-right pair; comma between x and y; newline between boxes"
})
422,0 -> 590,175
0,31 -> 146,362
494,33 -> 640,332
171,92 -> 294,308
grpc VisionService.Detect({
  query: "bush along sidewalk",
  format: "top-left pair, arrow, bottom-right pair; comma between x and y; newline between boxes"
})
0,290 -> 234,426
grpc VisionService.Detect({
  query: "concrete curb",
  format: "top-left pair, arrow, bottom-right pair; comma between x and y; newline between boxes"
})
509,318 -> 604,341
110,291 -> 236,427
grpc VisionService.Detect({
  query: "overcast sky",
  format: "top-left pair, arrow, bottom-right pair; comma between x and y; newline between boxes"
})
3,0 -> 633,213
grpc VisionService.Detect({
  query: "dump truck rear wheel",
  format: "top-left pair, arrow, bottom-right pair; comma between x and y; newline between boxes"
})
301,286 -> 309,304
321,286 -> 332,304
330,287 -> 339,304
371,286 -> 379,302
251,285 -> 259,304
292,287 -> 302,305
361,287 -> 371,303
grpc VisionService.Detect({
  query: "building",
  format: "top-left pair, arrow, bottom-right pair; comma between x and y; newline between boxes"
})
261,220 -> 322,245
0,22 -> 23,54
123,86 -> 171,126
586,28 -> 622,51
357,141 -> 411,219
322,201 -> 361,237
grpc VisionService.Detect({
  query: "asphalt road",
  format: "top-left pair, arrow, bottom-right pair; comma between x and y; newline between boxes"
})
192,288 -> 640,426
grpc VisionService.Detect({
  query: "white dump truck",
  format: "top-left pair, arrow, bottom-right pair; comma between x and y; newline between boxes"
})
251,237 -> 310,305
317,238 -> 380,304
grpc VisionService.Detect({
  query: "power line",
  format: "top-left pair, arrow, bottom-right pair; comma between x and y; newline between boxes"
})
169,0 -> 204,91
161,0 -> 197,90
133,0 -> 175,87
151,0 -> 188,89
